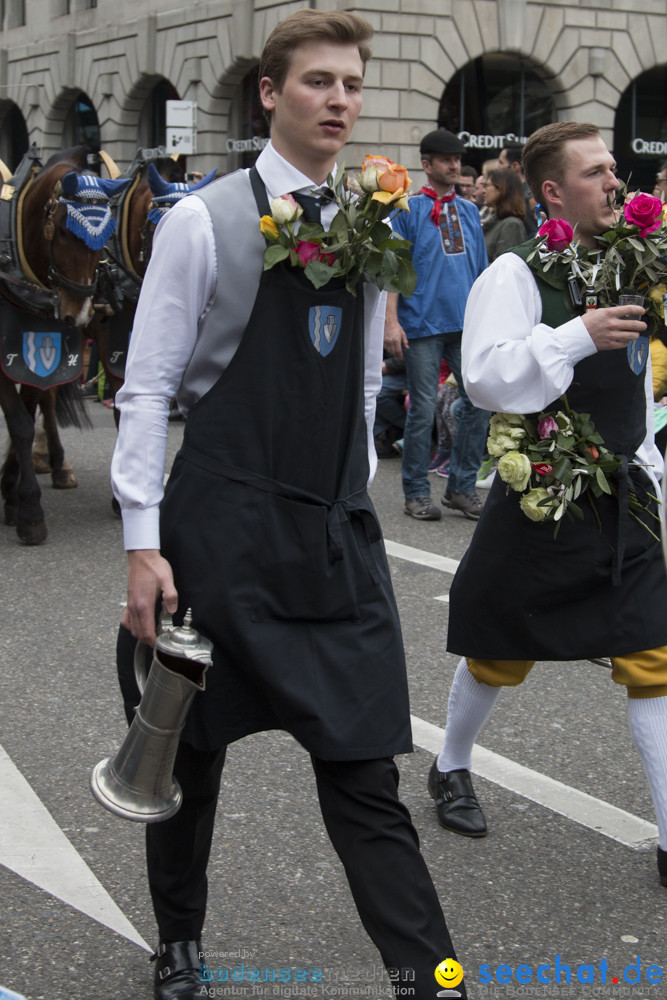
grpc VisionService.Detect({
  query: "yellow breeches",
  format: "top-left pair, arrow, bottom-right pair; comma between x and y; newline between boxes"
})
466,648 -> 667,699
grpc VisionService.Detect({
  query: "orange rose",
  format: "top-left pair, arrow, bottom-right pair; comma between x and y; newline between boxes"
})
587,445 -> 600,460
360,154 -> 412,209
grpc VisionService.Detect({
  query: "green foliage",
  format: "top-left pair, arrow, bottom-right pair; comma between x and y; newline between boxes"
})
259,161 -> 417,296
488,397 -> 659,539
525,183 -> 667,336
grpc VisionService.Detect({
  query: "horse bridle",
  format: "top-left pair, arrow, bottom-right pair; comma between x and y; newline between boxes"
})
42,180 -> 100,299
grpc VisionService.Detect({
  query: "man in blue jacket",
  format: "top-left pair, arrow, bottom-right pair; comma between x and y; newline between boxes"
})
385,128 -> 489,521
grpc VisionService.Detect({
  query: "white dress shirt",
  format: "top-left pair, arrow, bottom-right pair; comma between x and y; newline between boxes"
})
462,252 -> 663,487
111,142 -> 385,550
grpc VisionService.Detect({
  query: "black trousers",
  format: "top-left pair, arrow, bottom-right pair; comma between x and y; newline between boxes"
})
116,627 -> 466,1000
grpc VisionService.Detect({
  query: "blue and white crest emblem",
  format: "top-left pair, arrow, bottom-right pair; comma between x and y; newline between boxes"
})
627,335 -> 649,375
309,305 -> 342,357
22,331 -> 62,377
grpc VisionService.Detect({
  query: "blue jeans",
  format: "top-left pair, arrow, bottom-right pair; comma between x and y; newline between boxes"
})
402,332 -> 490,498
374,373 -> 407,436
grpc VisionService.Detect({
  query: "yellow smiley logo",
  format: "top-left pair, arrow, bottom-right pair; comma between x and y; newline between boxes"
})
434,959 -> 464,989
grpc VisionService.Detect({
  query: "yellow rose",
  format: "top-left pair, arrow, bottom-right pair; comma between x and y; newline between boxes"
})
497,451 -> 532,492
519,488 -> 552,522
260,215 -> 280,240
649,283 -> 667,319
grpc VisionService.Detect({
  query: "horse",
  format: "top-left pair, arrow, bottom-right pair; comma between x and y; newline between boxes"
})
0,144 -> 131,544
28,150 -> 217,523
93,151 -> 217,402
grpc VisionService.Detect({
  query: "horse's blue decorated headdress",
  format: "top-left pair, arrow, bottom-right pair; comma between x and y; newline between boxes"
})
59,172 -> 132,251
146,163 -> 218,225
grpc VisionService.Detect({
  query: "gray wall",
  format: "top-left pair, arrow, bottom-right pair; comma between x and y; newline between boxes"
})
0,0 -> 663,175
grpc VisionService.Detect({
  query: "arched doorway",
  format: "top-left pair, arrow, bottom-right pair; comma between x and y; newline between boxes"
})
614,67 -> 667,192
138,78 -> 180,149
225,66 -> 270,171
63,92 -> 100,150
0,102 -> 29,170
438,54 -> 556,171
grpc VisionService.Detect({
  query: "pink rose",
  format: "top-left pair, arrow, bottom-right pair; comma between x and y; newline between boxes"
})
538,218 -> 574,251
296,241 -> 321,266
624,192 -> 663,236
537,415 -> 559,439
296,241 -> 336,268
532,462 -> 553,476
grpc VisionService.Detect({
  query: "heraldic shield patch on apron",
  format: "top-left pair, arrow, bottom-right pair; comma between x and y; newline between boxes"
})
448,244 -> 667,663
159,171 -> 412,760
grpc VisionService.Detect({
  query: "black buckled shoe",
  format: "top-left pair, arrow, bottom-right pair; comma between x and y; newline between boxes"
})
658,847 -> 667,888
152,940 -> 202,999
428,760 -> 488,837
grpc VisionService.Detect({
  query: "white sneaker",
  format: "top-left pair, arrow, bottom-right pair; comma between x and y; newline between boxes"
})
476,469 -> 496,490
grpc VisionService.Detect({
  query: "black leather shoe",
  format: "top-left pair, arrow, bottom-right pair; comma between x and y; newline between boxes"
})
428,760 -> 487,837
659,847 -> 667,888
152,940 -> 202,999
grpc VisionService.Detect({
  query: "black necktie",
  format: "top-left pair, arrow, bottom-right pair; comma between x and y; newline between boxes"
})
293,191 -> 323,223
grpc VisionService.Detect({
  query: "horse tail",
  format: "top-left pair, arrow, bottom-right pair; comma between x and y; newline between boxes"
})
55,383 -> 93,429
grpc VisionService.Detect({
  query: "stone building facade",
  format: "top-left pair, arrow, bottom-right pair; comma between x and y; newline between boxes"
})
0,0 -> 665,187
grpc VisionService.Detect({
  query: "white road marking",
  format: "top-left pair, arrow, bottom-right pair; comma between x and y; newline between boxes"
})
384,538 -> 460,575
411,715 -> 658,850
383,539 -> 659,850
0,743 -> 151,951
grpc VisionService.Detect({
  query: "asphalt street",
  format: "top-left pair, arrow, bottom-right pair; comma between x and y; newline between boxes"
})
0,401 -> 665,1000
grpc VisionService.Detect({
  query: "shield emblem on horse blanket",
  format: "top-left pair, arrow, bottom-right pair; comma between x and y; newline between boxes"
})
0,304 -> 82,387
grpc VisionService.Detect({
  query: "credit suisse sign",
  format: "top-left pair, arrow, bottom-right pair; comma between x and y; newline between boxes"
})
631,137 -> 667,155
226,136 -> 270,153
458,131 -> 528,149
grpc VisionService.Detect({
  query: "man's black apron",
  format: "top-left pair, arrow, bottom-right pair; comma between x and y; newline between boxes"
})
448,244 -> 667,660
160,175 -> 412,759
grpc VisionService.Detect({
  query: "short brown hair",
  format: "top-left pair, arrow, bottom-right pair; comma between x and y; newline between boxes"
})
259,9 -> 373,92
488,168 -> 526,220
523,122 -> 601,203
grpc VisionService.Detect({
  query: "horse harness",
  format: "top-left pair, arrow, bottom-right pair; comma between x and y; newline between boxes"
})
0,144 -> 111,316
0,145 -> 54,316
102,146 -> 176,311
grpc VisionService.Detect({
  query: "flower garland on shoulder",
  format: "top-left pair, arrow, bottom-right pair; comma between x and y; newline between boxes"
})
526,186 -> 667,333
492,184 -> 666,537
259,154 -> 416,297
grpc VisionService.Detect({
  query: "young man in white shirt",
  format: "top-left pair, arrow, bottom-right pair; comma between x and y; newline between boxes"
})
112,10 -> 468,999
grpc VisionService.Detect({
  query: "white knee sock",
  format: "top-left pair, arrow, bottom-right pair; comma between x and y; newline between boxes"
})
627,695 -> 667,850
437,657 -> 502,773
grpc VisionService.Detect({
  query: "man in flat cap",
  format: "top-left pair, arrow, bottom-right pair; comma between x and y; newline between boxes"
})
385,128 -> 489,521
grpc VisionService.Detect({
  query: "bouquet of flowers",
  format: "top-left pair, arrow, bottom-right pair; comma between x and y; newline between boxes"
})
526,187 -> 667,335
488,401 -> 658,538
259,154 -> 416,296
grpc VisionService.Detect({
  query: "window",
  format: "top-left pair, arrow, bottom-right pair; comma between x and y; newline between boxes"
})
63,92 -> 101,150
438,54 -> 555,171
6,0 -> 26,27
226,66 -> 270,171
614,67 -> 667,192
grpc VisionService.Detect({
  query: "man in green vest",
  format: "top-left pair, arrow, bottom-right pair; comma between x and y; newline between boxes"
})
429,122 -> 667,891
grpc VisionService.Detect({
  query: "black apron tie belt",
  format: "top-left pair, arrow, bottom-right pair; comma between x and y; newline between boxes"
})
180,445 -> 382,582
611,455 -> 629,587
